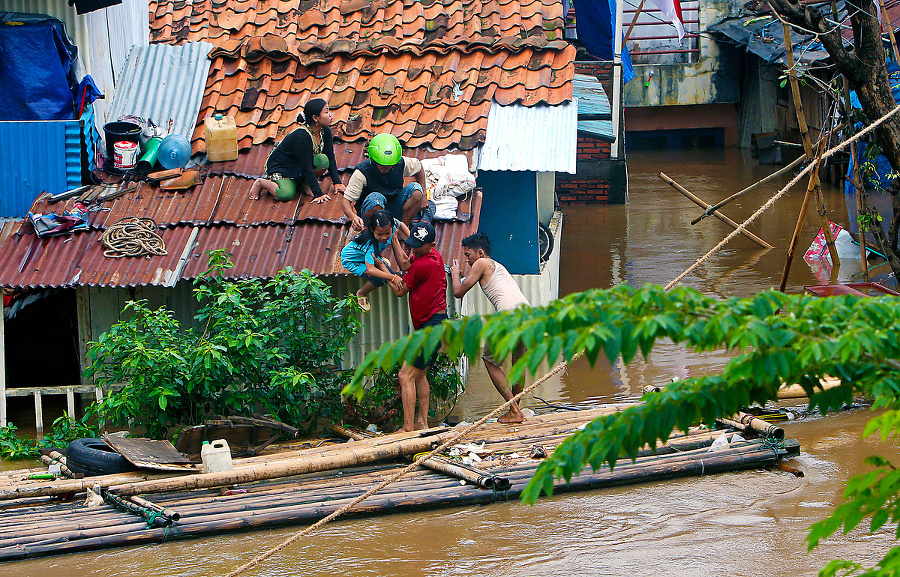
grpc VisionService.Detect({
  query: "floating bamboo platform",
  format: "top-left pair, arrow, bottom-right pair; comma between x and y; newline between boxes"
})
0,405 -> 799,563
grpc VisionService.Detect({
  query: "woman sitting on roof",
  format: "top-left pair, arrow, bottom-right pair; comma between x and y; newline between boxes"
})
249,98 -> 345,204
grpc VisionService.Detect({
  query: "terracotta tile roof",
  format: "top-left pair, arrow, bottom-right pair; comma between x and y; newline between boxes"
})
149,0 -> 575,157
0,192 -> 482,289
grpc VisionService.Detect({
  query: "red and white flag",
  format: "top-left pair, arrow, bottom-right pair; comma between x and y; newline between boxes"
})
649,0 -> 685,41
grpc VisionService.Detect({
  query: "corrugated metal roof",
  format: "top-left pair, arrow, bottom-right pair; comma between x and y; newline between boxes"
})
0,120 -> 82,217
573,74 -> 614,142
28,175 -> 478,230
574,74 -> 611,117
0,192 -> 482,289
105,42 -> 213,142
477,101 -> 577,173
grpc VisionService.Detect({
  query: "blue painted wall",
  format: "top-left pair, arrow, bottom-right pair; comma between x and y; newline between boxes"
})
0,120 -> 82,217
477,170 -> 539,275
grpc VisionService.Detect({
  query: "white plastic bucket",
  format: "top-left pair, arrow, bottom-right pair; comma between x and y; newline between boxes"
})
114,141 -> 139,169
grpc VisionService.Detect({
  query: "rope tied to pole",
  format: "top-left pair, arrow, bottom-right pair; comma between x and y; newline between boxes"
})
223,351 -> 582,577
100,217 -> 167,258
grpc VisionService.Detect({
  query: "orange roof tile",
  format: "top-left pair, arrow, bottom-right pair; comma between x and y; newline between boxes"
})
150,0 -> 574,154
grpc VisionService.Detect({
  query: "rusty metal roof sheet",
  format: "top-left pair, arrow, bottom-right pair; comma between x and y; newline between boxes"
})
0,192 -> 482,289
26,173 -> 478,230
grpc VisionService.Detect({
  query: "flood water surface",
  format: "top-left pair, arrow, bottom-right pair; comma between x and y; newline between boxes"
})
8,147 -> 899,576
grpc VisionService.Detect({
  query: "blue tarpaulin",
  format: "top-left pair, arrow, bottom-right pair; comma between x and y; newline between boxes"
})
0,13 -> 77,120
573,0 -> 634,84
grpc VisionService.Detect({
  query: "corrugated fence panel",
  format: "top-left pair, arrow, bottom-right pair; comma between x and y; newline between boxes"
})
0,120 -> 82,217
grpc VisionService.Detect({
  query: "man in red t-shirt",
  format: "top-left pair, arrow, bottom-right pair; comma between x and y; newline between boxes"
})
393,222 -> 447,432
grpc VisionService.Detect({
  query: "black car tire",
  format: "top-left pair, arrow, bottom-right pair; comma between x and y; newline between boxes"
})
66,438 -> 136,477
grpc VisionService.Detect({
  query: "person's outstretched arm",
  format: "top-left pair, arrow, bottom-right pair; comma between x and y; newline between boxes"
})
452,258 -> 486,299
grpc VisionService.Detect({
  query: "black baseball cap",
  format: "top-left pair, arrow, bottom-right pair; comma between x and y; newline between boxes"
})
405,222 -> 436,248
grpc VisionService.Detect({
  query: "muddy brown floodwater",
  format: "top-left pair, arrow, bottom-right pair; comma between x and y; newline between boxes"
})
6,147 -> 899,576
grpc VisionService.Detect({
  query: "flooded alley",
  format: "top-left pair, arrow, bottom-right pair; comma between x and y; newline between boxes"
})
7,147 -> 898,577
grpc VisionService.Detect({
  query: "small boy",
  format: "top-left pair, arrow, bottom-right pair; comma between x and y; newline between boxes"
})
392,222 -> 447,431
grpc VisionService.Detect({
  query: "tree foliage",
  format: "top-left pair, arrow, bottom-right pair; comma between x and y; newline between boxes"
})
767,0 -> 900,268
345,284 -> 900,574
87,251 -> 361,438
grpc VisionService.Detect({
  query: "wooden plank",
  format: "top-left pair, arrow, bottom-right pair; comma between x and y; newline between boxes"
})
101,434 -> 193,472
75,287 -> 93,386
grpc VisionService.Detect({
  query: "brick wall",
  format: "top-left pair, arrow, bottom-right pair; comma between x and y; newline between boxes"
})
556,176 -> 611,204
557,61 -> 619,204
577,136 -> 610,160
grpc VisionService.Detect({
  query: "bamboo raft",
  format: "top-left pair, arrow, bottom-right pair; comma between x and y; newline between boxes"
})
0,405 -> 799,562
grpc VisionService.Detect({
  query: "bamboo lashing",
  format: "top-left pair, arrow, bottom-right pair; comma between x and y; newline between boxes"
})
690,154 -> 806,225
658,172 -> 774,249
665,102 -> 900,290
221,352 -> 582,577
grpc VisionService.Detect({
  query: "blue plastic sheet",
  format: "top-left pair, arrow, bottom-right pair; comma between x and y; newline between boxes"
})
573,0 -> 635,84
0,14 -> 76,120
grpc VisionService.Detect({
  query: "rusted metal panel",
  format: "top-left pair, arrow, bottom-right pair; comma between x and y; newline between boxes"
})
0,192 -> 482,289
0,224 -> 195,289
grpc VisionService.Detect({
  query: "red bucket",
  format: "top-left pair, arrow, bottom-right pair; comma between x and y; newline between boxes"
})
114,141 -> 139,169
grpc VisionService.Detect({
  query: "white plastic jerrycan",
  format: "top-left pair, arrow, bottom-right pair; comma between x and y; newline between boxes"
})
200,439 -> 234,474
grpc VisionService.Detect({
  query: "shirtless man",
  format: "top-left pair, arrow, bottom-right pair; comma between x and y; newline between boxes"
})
450,232 -> 530,423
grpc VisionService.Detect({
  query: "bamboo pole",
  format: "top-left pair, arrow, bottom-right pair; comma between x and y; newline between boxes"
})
0,445 -> 783,563
690,154 -> 807,225
716,413 -> 784,440
782,22 -> 840,266
106,431 -> 463,497
419,456 -> 511,490
624,0 -> 646,42
777,376 -> 841,399
778,118 -> 831,291
844,79 -> 870,279
658,172 -> 774,248
881,0 -> 900,65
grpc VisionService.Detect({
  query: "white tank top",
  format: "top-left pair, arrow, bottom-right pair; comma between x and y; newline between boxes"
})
480,259 -> 529,311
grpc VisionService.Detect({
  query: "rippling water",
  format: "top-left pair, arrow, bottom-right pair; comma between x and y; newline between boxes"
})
7,147 -> 898,576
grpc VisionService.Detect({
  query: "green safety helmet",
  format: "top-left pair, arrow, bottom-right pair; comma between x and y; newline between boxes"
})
313,152 -> 330,170
368,133 -> 402,166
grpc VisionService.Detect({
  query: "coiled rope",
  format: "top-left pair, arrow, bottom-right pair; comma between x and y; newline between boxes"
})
223,351 -> 581,577
665,103 -> 900,290
100,217 -> 167,258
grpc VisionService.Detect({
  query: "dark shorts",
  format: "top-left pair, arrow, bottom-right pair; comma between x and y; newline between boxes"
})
411,312 -> 447,370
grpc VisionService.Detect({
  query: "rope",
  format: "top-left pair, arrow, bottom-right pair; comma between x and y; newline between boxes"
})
222,351 -> 581,577
665,103 -> 900,291
100,217 -> 167,258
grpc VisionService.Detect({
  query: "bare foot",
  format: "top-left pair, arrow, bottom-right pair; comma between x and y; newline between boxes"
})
395,425 -> 414,433
415,419 -> 428,430
497,408 -> 525,424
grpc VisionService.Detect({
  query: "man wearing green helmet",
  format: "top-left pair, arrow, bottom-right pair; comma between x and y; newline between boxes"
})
341,133 -> 434,230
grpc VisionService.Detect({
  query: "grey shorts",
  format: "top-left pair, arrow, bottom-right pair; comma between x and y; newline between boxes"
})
483,341 -> 526,367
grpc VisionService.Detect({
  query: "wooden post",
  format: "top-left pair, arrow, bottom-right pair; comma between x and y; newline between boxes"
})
658,172 -> 774,248
845,79 -> 870,280
624,0 -> 646,42
0,298 -> 5,428
880,0 -> 900,66
33,391 -> 43,438
778,126 -> 830,291
782,22 -> 841,267
66,388 -> 76,420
